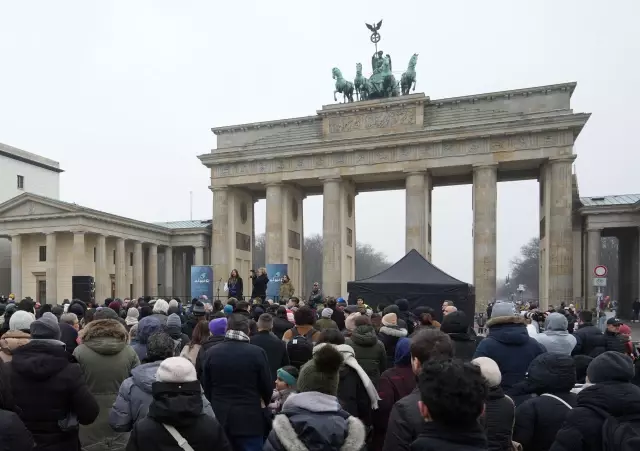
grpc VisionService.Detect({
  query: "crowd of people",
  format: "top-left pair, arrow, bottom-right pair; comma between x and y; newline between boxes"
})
0,289 -> 639,451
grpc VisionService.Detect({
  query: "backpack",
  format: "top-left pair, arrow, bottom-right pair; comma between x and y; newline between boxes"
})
287,327 -> 315,369
589,405 -> 640,451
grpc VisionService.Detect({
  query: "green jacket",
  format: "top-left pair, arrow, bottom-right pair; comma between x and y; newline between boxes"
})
74,319 -> 140,451
346,324 -> 387,386
315,317 -> 339,331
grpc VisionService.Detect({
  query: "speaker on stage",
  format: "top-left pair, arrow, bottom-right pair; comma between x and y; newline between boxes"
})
72,275 -> 95,303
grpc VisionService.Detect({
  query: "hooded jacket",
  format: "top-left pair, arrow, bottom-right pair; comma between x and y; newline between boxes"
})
0,330 -> 30,363
130,316 -> 162,362
534,313 -> 577,355
264,391 -> 366,451
473,315 -> 545,393
272,312 -> 294,339
394,299 -> 416,336
378,325 -> 408,368
73,319 -> 140,451
441,311 -> 478,361
346,324 -> 387,386
410,422 -> 488,451
480,386 -> 515,451
571,323 -> 609,357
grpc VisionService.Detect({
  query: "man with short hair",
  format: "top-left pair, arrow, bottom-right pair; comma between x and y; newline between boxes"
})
383,329 -> 455,451
443,305 -> 457,316
308,282 -> 323,309
59,312 -> 80,354
572,310 -> 607,357
250,313 -> 289,384
203,313 -> 272,450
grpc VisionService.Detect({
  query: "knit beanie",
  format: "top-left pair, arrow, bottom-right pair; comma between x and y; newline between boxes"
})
587,351 -> 635,383
192,301 -> 206,317
139,305 -> 153,319
209,317 -> 227,336
573,355 -> 594,384
381,312 -> 398,327
321,308 -> 333,319
108,301 -> 121,314
297,343 -> 343,396
382,304 -> 400,316
166,313 -> 182,329
440,311 -> 470,334
156,357 -> 197,383
223,304 -> 234,315
146,332 -> 176,362
9,310 -> 35,332
394,337 -> 411,366
125,307 -> 139,326
68,302 -> 85,319
95,307 -> 119,321
490,302 -> 516,319
153,299 -> 169,315
30,312 -> 61,340
472,357 -> 502,387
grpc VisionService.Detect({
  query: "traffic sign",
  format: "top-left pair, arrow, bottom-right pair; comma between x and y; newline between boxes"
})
593,277 -> 607,287
594,265 -> 608,277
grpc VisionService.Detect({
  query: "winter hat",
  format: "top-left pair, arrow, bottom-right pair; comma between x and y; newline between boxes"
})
166,313 -> 182,329
587,351 -> 635,384
192,301 -> 206,317
223,304 -> 234,315
526,353 -> 576,393
95,307 -> 119,321
382,304 -> 400,316
30,312 -> 61,340
472,357 -> 502,387
573,355 -> 594,384
139,305 -> 153,319
209,317 -> 227,336
381,313 -> 398,327
394,337 -> 411,366
440,311 -> 470,334
125,308 -> 139,326
168,299 -> 179,310
395,299 -> 409,312
146,332 -> 177,362
490,302 -> 516,319
297,343 -> 344,396
9,310 -> 35,332
68,302 -> 85,319
619,324 -> 632,335
153,299 -> 169,315
321,308 -> 333,319
156,357 -> 197,383
108,301 -> 121,314
51,305 -> 64,319
336,297 -> 346,305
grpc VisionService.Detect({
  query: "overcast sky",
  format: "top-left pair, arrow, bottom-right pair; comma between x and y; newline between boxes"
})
1,0 -> 638,284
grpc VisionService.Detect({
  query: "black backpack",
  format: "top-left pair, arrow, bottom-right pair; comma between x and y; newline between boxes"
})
287,327 -> 315,369
590,405 -> 640,451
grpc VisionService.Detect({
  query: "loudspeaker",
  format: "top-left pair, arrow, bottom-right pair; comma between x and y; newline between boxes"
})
72,276 -> 95,303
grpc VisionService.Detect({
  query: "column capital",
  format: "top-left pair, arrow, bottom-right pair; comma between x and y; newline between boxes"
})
472,163 -> 498,170
403,169 -> 428,176
321,176 -> 342,183
549,155 -> 577,164
209,185 -> 229,192
265,182 -> 284,188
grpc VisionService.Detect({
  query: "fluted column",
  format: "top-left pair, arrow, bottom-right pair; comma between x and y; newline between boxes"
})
586,228 -> 601,309
10,235 -> 22,301
147,244 -> 158,297
133,241 -> 143,298
175,250 -> 184,299
195,246 -> 204,266
115,237 -> 126,299
322,178 -> 342,298
164,246 -> 173,297
95,235 -> 108,303
211,188 -> 229,286
266,183 -> 284,264
45,232 -> 58,304
405,171 -> 431,258
473,165 -> 497,308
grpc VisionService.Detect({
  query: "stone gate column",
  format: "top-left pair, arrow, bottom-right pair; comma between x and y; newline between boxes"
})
95,235 -> 108,303
322,177 -> 342,298
586,228 -> 601,309
164,246 -> 173,297
473,164 -> 497,308
195,247 -> 204,266
73,231 -> 86,276
405,171 -> 431,258
10,235 -> 22,301
548,157 -> 575,305
211,188 -> 229,283
147,244 -> 158,297
46,232 -> 58,304
265,183 -> 284,264
115,237 -> 126,299
133,241 -> 143,298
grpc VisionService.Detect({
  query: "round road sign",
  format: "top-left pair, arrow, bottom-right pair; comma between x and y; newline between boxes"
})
594,265 -> 608,277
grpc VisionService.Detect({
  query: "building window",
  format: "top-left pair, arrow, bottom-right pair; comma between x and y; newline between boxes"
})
17,175 -> 24,190
130,252 -> 133,266
236,232 -> 251,252
346,228 -> 353,247
288,230 -> 301,250
39,246 -> 47,262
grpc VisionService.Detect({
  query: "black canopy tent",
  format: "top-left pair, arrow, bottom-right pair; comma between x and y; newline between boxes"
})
347,249 -> 475,317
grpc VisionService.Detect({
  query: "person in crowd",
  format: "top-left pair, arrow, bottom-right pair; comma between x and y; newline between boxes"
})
411,359 -> 489,451
603,317 -> 627,353
150,299 -> 170,325
131,316 -> 162,362
126,357 -> 232,451
282,306 -> 321,343
10,312 -> 100,451
316,307 -> 340,330
0,310 -> 33,363
443,305 -> 458,316
346,314 -> 387,386
512,353 -> 576,451
378,312 -> 409,368
167,299 -> 184,322
128,323 -> 139,346
382,304 -> 408,329
573,354 -> 593,385
165,313 -> 189,354
383,329 -> 454,451
344,309 -> 361,336
473,302 -> 544,395
571,310 -> 607,356
74,315 -> 140,450
68,299 -> 88,323
633,298 -> 640,323
394,299 -> 416,335
307,281 -> 323,310
325,297 -> 346,331
16,298 -> 35,314
250,267 -> 269,302
251,313 -> 290,384
110,331 -> 214,433
250,299 -> 266,322
550,351 -> 640,451
264,344 -> 366,451
180,320 -> 210,366
472,357 -> 515,451
440,310 -> 478,361
534,312 -> 577,355
227,268 -> 244,300
125,307 -> 139,332
108,300 -> 122,317
235,300 -> 258,336
415,306 -> 441,329
0,361 -> 34,451
195,317 -> 227,381
59,312 -> 79,355
618,324 -> 637,357
272,306 -> 294,339
202,313 -> 272,450
0,303 -> 16,336
268,365 -> 299,415
182,300 -> 206,338
279,274 -> 295,302
442,300 -> 454,312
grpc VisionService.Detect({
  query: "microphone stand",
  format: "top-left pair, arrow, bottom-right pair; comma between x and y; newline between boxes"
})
216,279 -> 222,301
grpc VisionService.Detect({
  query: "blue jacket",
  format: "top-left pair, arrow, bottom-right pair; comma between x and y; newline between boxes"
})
473,315 -> 545,392
130,316 -> 162,362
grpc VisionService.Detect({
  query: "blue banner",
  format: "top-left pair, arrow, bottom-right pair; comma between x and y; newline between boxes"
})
266,264 -> 288,300
190,266 -> 214,301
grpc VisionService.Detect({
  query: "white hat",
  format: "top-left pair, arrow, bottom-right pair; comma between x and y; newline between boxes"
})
9,310 -> 35,332
156,357 -> 197,383
472,357 -> 502,387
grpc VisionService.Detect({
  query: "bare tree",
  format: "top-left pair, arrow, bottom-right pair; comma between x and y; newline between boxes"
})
498,237 -> 540,300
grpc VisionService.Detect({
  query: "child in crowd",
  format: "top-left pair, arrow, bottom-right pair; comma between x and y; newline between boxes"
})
269,365 -> 299,414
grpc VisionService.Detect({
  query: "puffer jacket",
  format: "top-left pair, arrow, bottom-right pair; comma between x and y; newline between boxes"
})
473,315 -> 545,393
378,326 -> 408,368
534,313 -> 577,355
0,408 -> 33,451
0,330 -> 30,362
109,361 -> 214,432
346,324 -> 387,386
513,353 -> 577,451
73,319 -> 140,451
441,311 -> 478,361
571,323 -> 606,356
130,316 -> 162,362
480,386 -> 515,451
264,391 -> 366,451
394,299 -> 416,336
272,314 -> 294,339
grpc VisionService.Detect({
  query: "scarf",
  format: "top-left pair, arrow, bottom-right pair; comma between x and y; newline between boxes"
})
324,343 -> 380,409
225,329 -> 250,342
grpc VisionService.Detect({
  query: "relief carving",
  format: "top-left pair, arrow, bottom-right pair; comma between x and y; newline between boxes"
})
327,107 -> 416,134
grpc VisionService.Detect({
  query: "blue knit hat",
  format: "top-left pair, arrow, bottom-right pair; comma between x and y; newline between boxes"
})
223,304 -> 233,315
394,337 -> 411,366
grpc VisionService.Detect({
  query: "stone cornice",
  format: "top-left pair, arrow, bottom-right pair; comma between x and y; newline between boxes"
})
431,82 -> 577,107
211,115 -> 318,135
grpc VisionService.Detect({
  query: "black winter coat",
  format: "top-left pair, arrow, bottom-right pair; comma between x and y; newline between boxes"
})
234,310 -> 258,336
549,382 -> 640,451
0,409 -> 33,451
272,315 -> 294,339
202,339 -> 272,438
338,364 -> 373,426
448,332 -> 478,361
127,381 -> 232,451
9,340 -> 100,451
250,330 -> 290,385
331,307 -> 346,331
251,274 -> 269,300
195,335 -> 225,383
411,422 -> 488,451
480,387 -> 514,451
383,388 -> 423,451
378,326 -> 408,368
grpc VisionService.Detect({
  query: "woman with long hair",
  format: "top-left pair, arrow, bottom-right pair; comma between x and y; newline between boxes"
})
251,267 -> 269,302
180,321 -> 211,366
227,269 -> 244,300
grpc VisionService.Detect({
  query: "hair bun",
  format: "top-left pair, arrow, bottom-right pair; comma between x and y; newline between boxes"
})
313,344 -> 343,374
